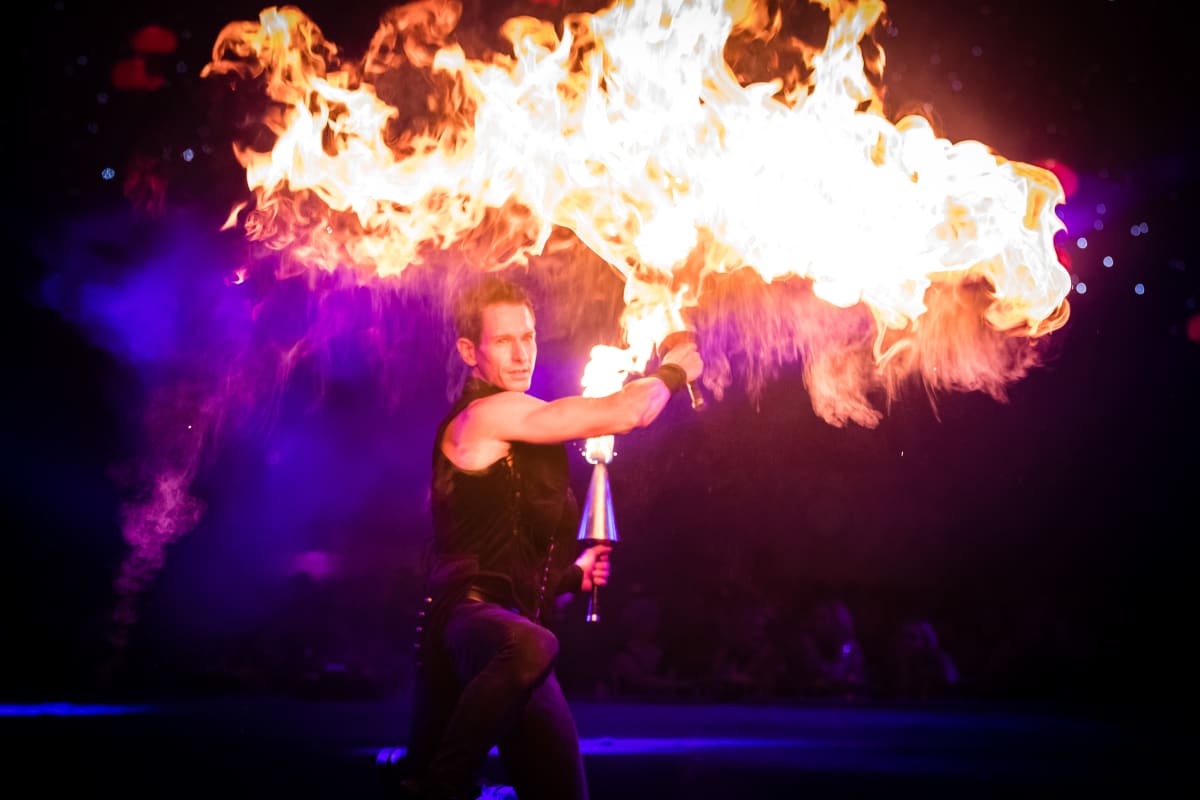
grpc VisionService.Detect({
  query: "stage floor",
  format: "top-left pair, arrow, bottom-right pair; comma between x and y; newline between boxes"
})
1,694 -> 1187,798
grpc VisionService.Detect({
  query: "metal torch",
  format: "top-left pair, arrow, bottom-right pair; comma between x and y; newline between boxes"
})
577,436 -> 618,622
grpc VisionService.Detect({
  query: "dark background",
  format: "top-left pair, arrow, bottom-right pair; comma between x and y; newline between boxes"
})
4,0 -> 1196,710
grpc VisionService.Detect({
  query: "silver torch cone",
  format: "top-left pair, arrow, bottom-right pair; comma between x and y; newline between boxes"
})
577,457 -> 618,622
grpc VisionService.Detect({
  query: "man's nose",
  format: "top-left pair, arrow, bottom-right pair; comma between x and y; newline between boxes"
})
514,342 -> 531,363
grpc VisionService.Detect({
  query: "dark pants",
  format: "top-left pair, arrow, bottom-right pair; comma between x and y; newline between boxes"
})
420,599 -> 589,800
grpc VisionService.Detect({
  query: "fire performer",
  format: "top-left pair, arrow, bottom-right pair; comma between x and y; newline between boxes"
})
392,275 -> 702,800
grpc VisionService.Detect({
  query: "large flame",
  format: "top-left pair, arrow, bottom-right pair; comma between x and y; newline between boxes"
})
203,0 -> 1071,428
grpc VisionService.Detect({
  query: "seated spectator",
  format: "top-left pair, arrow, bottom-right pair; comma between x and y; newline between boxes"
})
793,598 -> 868,697
888,617 -> 960,701
709,597 -> 788,701
603,591 -> 698,699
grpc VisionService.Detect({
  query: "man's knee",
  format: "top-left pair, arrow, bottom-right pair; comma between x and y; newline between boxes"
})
507,623 -> 559,685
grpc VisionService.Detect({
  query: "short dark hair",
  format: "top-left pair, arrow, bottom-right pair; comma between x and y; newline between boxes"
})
453,275 -> 535,343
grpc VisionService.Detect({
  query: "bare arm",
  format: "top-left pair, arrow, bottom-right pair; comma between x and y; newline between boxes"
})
444,340 -> 701,468
441,378 -> 670,472
506,375 -> 676,442
504,338 -> 703,443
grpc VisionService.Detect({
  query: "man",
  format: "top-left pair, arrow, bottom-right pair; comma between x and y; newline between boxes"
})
395,275 -> 702,800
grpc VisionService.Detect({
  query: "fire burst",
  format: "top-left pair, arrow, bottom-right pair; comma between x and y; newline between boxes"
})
202,0 -> 1071,427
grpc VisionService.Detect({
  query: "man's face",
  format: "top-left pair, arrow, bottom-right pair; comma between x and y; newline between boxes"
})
466,302 -> 537,392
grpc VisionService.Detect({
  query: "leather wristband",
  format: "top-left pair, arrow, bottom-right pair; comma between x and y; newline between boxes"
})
653,362 -> 688,395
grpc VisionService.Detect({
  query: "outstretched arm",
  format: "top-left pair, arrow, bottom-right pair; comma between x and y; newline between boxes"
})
492,376 -> 675,443
456,339 -> 702,448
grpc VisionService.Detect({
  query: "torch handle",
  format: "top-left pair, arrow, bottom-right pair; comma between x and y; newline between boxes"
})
586,585 -> 600,623
659,331 -> 705,412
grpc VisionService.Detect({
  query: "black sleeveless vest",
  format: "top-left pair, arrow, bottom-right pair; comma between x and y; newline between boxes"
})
428,377 -> 580,621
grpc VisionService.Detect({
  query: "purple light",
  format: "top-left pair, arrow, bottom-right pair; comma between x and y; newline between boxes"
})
0,703 -> 153,717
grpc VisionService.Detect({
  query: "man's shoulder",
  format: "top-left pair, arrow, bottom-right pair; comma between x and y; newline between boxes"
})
442,391 -> 546,464
459,390 -> 543,418
452,391 -> 547,445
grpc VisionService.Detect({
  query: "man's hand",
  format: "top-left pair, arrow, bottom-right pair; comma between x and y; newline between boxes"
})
660,338 -> 703,384
576,544 -> 612,592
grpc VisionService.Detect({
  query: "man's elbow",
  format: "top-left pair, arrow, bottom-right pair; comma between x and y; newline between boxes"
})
620,395 -> 661,432
611,415 -> 640,436
605,384 -> 662,434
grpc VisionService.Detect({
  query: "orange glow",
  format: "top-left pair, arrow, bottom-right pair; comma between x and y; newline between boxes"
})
130,24 -> 179,55
204,0 -> 1072,427
1036,158 -> 1079,198
221,202 -> 248,231
111,56 -> 165,91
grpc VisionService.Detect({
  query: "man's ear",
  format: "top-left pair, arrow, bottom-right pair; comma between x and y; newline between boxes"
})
456,337 -> 478,367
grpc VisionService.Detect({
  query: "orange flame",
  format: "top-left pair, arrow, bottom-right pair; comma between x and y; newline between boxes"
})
204,0 -> 1071,427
